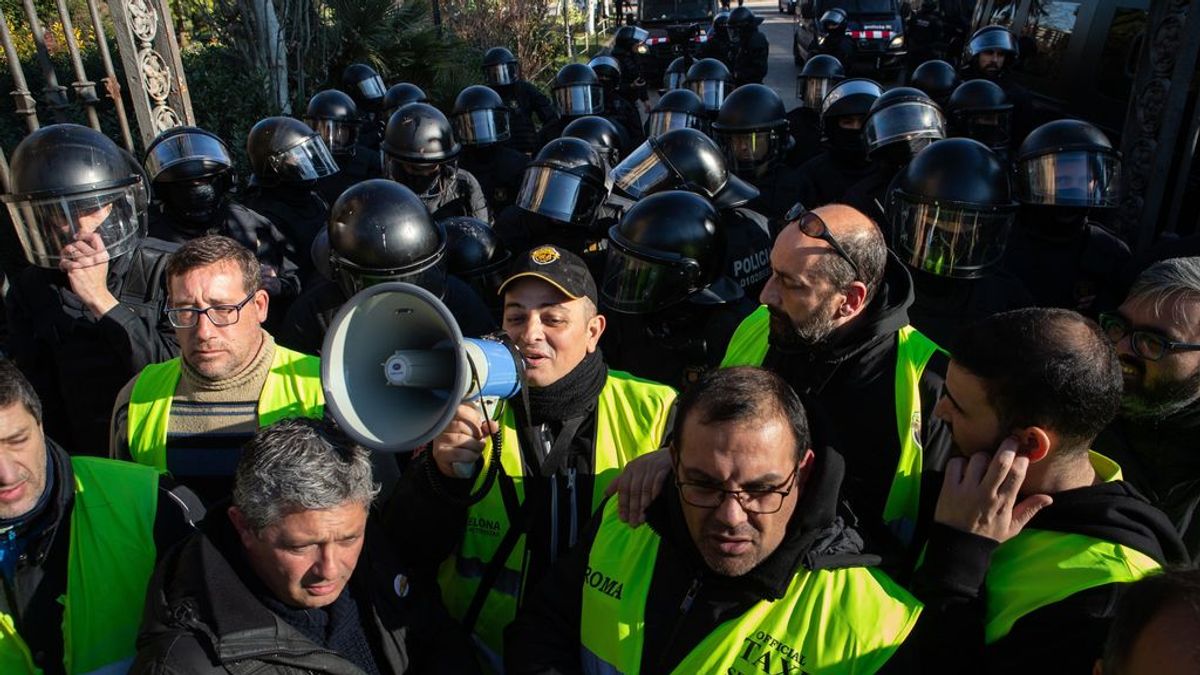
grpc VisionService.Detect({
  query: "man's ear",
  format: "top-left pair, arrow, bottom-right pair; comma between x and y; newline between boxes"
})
794,447 -> 817,493
228,506 -> 258,549
585,311 -> 606,351
1014,427 -> 1052,463
838,281 -> 869,318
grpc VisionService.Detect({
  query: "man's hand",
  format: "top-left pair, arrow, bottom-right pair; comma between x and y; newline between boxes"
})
934,438 -> 1053,543
430,403 -> 499,479
60,232 -> 119,319
604,447 -> 672,527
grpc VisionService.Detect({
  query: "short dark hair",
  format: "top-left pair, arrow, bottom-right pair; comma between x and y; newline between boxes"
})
0,358 -> 42,425
165,235 -> 262,296
1102,568 -> 1200,675
951,308 -> 1123,454
808,211 -> 888,306
672,367 -> 810,461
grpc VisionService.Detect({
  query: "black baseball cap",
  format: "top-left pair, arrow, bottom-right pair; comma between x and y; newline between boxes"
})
498,244 -> 598,305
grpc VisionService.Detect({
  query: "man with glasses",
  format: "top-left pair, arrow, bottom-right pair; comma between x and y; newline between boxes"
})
506,367 -> 923,673
1095,257 -> 1200,562
110,235 -> 324,504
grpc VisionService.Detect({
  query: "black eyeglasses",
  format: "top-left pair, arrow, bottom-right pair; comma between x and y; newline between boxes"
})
783,203 -> 862,281
165,290 -> 257,329
675,462 -> 800,515
1098,312 -> 1200,362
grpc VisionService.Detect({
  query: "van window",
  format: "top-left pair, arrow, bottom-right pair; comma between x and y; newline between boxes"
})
1017,0 -> 1081,79
817,0 -> 896,14
1096,7 -> 1149,102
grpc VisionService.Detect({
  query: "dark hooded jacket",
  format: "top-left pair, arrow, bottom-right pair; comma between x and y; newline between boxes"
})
790,149 -> 876,218
132,507 -> 480,674
242,184 -> 331,287
906,267 -> 1035,348
1001,217 -> 1131,317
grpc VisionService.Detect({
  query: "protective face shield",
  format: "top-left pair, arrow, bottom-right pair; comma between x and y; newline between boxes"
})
864,101 -> 946,156
333,253 -> 449,299
959,109 -> 1012,153
160,176 -> 224,226
601,242 -> 703,314
888,191 -> 1016,279
647,108 -> 705,137
384,157 -> 445,195
354,74 -> 387,102
6,181 -> 147,268
797,76 -> 834,111
144,131 -> 233,183
1015,150 -> 1121,208
687,79 -> 729,113
713,128 -> 786,174
484,61 -> 520,86
268,136 -> 340,182
305,117 -> 360,157
611,141 -> 675,199
553,84 -> 604,116
515,165 -> 604,227
664,69 -> 687,91
452,108 -> 511,146
968,28 -> 1019,59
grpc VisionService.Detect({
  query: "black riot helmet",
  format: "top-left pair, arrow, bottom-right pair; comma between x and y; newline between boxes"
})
327,178 -> 447,297
614,26 -> 649,52
382,102 -> 460,169
888,138 -> 1017,279
383,83 -> 429,120
563,116 -> 624,170
303,90 -> 360,157
967,25 -> 1020,61
647,89 -> 708,137
246,116 -> 339,187
820,78 -> 883,159
602,190 -> 736,314
441,216 -> 512,305
911,60 -> 959,108
3,124 -> 148,268
820,7 -> 848,34
482,47 -> 521,86
663,57 -> 690,91
863,87 -> 946,162
451,85 -> 511,147
727,6 -> 762,42
685,58 -> 735,113
612,128 -> 759,208
711,84 -> 789,175
145,126 -> 234,228
341,63 -> 387,109
1014,119 -> 1121,209
515,137 -> 608,228
588,56 -> 622,93
947,79 -> 1013,155
711,10 -> 730,35
796,54 -> 845,109
552,63 -> 604,117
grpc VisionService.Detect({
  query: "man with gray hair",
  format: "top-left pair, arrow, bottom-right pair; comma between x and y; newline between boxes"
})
133,417 -> 480,673
1096,256 -> 1200,562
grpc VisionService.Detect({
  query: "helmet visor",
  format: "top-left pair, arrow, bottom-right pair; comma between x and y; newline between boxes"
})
687,79 -> 729,112
516,167 -> 601,225
820,80 -> 883,117
798,77 -> 833,110
888,193 -> 1015,278
715,129 -> 784,173
864,102 -> 946,152
270,136 -> 340,181
554,85 -> 604,116
337,258 -> 448,299
601,244 -> 695,314
664,70 -> 687,91
959,110 -> 1012,151
145,132 -> 233,182
452,109 -> 511,145
6,182 -> 147,268
1016,150 -> 1121,208
969,29 -> 1018,56
612,141 -> 676,199
484,62 -> 519,86
306,118 -> 360,156
648,109 -> 704,137
356,75 -> 387,101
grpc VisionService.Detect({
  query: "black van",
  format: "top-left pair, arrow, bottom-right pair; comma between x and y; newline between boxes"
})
792,0 -> 910,73
627,0 -> 719,83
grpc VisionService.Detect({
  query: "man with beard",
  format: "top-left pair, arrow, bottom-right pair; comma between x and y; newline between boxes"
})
1095,257 -> 1200,562
960,25 -> 1035,142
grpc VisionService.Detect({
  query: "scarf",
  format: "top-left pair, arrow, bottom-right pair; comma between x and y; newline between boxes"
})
521,349 -> 608,425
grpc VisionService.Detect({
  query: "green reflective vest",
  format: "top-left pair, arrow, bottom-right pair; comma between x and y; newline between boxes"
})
438,370 -> 676,665
580,498 -> 923,674
984,451 -> 1163,643
0,457 -> 159,674
126,345 -> 325,471
721,305 -> 942,542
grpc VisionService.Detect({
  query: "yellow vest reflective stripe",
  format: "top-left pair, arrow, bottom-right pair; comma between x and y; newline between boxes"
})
721,306 -> 943,542
0,457 -> 159,674
438,370 -> 676,663
127,345 -> 325,471
984,451 -> 1162,643
579,499 -> 923,674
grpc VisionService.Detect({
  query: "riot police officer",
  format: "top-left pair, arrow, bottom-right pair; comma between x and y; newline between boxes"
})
382,82 -> 429,121
562,115 -> 627,176
1003,119 -> 1130,314
242,116 -> 339,286
887,137 -> 1032,346
451,85 -> 529,214
646,88 -> 708,137
712,83 -> 800,225
662,56 -> 690,91
961,25 -> 1034,141
278,179 -> 495,354
905,0 -> 947,73
588,55 -> 646,146
341,63 -> 387,152
483,46 -> 558,155
609,26 -> 651,113
145,125 -> 301,302
2,124 -> 178,454
537,63 -> 632,151
947,78 -> 1014,162
815,7 -> 855,66
381,102 -> 490,223
611,128 -> 771,299
684,57 -> 735,120
600,190 -> 755,389
304,89 -> 379,205
442,216 -> 512,317
791,78 -> 883,213
697,11 -> 732,66
727,6 -> 768,86
844,86 -> 946,225
910,59 -> 959,109
786,54 -> 844,165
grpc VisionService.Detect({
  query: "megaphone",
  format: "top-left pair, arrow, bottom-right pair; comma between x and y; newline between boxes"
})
321,282 -> 522,456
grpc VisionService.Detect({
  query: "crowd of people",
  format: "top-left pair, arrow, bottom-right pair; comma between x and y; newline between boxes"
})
0,12 -> 1197,675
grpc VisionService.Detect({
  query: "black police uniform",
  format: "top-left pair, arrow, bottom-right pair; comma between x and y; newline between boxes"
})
728,8 -> 769,86
495,81 -> 559,156
241,185 -> 330,287
459,146 -> 529,216
792,150 -> 875,213
411,165 -> 492,223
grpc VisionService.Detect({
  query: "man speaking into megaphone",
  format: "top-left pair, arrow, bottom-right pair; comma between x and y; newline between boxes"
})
388,244 -> 677,669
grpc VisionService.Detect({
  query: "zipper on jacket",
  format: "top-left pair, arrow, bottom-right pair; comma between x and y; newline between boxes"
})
654,574 -> 703,674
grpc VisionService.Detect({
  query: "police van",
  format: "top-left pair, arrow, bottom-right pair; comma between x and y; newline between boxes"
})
792,0 -> 910,72
626,0 -> 719,82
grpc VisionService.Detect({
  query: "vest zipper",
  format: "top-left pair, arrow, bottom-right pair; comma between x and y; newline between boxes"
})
567,466 -> 578,549
654,574 -> 703,674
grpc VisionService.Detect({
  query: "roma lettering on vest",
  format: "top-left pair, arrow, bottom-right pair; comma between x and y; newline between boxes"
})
583,566 -> 624,600
467,516 -> 503,537
736,632 -> 811,675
